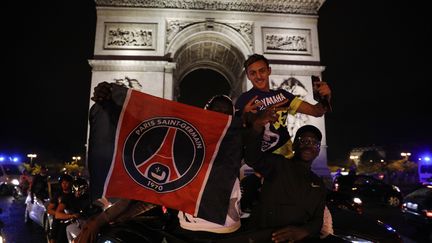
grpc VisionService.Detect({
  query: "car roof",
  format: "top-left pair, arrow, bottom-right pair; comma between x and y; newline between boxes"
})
406,186 -> 432,197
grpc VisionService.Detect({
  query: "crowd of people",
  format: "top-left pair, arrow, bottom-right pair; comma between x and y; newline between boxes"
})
22,166 -> 101,243
26,53 -> 338,243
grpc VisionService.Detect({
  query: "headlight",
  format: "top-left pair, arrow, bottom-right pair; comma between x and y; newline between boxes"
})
11,179 -> 19,185
0,234 -> 4,243
353,197 -> 362,205
406,202 -> 418,210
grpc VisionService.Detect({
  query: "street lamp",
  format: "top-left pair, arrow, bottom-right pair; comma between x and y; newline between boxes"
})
401,152 -> 411,161
72,156 -> 81,163
27,153 -> 37,166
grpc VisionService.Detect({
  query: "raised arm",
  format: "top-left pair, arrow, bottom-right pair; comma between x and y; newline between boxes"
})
296,101 -> 328,117
75,199 -> 156,243
296,81 -> 332,117
242,110 -> 280,177
55,201 -> 80,221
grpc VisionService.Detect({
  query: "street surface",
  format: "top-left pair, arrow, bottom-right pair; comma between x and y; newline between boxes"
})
0,195 -> 47,243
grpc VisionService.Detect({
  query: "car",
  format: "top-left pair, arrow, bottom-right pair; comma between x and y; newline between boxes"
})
95,191 -> 402,243
24,180 -> 59,242
401,185 -> 432,226
326,190 -> 363,214
0,163 -> 22,195
327,192 -> 402,243
333,174 -> 403,207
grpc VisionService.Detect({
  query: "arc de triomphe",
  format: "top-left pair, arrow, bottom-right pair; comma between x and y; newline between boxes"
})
89,0 -> 330,178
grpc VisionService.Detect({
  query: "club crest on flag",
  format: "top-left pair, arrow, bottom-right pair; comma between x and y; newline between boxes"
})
94,86 -> 241,223
123,117 -> 205,193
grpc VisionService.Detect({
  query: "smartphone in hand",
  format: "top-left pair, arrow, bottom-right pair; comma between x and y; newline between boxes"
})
311,75 -> 332,112
311,75 -> 321,102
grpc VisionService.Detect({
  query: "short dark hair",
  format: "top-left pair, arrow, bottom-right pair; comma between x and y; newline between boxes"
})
204,95 -> 234,115
58,174 -> 73,183
294,125 -> 322,142
244,54 -> 269,70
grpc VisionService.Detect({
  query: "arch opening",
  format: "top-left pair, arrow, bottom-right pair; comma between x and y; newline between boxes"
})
177,69 -> 231,108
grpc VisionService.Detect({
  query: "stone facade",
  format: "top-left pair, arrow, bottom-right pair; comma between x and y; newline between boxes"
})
88,0 -> 330,177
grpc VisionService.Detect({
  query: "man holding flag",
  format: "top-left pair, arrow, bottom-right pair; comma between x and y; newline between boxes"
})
76,82 -> 244,242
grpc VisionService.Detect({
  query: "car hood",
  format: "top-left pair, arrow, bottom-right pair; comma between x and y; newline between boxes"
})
330,205 -> 401,242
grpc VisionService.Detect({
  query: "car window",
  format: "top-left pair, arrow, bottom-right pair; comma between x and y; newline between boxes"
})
368,177 -> 382,186
336,175 -> 353,184
354,177 -> 370,186
407,188 -> 432,198
420,165 -> 432,173
354,176 -> 382,186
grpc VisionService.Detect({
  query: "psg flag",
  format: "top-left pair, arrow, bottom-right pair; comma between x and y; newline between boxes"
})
87,85 -> 242,224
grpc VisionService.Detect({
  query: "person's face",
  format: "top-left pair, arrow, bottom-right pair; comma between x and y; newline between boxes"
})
246,60 -> 271,92
294,131 -> 321,162
61,180 -> 72,192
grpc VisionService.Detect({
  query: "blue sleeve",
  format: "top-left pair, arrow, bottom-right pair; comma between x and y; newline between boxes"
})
243,128 -> 281,177
279,89 -> 296,107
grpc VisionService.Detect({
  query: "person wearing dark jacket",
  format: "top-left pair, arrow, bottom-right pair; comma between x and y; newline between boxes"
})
244,118 -> 327,243
30,165 -> 49,202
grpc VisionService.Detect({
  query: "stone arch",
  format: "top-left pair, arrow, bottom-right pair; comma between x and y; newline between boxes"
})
177,68 -> 231,108
166,21 -> 252,101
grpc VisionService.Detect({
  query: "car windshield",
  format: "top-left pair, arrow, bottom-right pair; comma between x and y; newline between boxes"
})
407,188 -> 431,196
2,164 -> 21,175
355,176 -> 382,186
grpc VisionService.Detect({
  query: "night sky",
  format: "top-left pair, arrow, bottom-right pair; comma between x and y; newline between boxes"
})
2,0 -> 431,164
318,1 -> 432,161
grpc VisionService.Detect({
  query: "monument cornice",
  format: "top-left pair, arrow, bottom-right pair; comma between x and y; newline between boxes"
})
270,64 -> 325,76
88,59 -> 176,72
94,0 -> 325,15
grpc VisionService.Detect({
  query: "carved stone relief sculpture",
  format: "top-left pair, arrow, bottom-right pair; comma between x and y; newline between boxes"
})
104,22 -> 157,50
114,77 -> 143,91
262,27 -> 311,55
271,77 -> 310,136
166,19 -> 253,49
